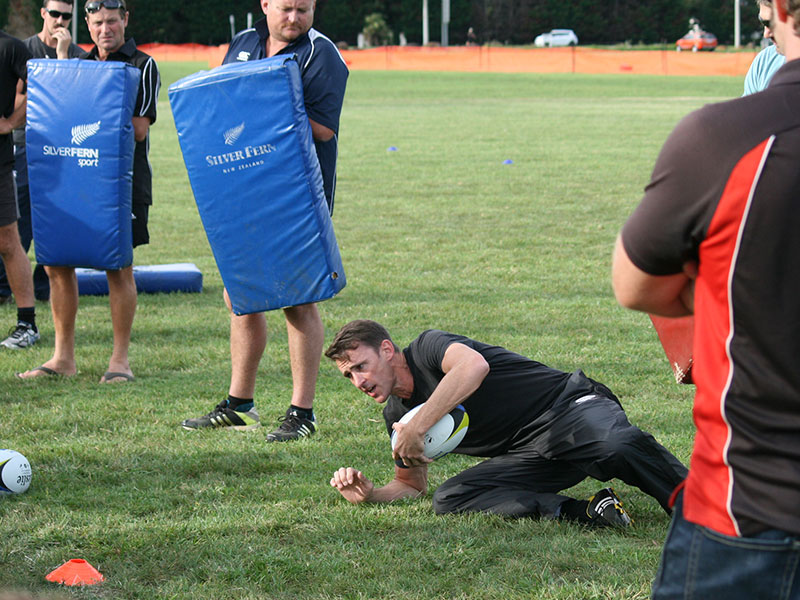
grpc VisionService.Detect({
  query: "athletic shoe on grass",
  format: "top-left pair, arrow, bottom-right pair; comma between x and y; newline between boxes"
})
586,487 -> 632,528
181,401 -> 260,431
266,407 -> 316,442
1,321 -> 40,349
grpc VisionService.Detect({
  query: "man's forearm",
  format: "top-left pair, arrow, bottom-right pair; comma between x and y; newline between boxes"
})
612,235 -> 694,317
367,479 -> 425,503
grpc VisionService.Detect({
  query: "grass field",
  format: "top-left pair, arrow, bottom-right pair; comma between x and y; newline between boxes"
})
0,65 -> 742,599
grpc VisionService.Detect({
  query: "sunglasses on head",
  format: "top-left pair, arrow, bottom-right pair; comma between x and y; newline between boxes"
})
46,9 -> 73,20
85,0 -> 126,13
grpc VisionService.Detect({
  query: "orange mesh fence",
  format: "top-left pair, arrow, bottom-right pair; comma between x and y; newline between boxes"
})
117,43 -> 755,77
138,43 -> 228,66
339,46 -> 756,77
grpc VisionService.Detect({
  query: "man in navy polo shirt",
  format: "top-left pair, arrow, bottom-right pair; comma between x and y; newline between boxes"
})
181,0 -> 349,442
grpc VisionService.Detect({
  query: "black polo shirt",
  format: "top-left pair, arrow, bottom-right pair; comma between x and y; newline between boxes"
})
86,38 -> 159,207
0,31 -> 29,175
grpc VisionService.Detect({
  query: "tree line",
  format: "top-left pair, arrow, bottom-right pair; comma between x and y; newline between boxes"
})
4,0 -> 764,48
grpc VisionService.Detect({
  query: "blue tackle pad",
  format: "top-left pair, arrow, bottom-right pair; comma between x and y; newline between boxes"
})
168,56 -> 346,315
76,263 -> 203,296
26,59 -> 140,270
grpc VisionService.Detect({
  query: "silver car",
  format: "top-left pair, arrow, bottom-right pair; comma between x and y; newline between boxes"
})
534,29 -> 579,47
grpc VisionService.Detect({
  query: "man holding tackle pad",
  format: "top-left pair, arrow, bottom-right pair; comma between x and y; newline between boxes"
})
181,0 -> 348,442
17,0 -> 160,381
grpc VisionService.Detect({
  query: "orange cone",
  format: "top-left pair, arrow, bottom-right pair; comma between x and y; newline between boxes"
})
45,559 -> 104,586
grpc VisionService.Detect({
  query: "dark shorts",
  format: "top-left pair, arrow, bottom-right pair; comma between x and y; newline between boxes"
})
132,202 -> 149,248
0,171 -> 19,228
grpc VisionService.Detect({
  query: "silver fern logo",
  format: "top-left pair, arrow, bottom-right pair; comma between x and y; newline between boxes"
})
224,122 -> 245,146
71,121 -> 101,145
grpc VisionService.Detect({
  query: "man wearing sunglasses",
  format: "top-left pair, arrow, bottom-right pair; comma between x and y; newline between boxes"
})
181,0 -> 348,442
743,0 -> 787,95
0,1 -> 86,310
27,1 -> 85,61
18,0 -> 160,382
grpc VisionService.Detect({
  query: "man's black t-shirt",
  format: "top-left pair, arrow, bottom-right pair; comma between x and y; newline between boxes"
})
0,31 -> 29,174
382,330 -> 590,457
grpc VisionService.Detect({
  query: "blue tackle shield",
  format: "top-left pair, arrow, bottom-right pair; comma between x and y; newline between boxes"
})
26,59 -> 140,270
168,56 -> 346,315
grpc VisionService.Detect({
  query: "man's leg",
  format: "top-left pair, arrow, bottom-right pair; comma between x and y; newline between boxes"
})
432,451 -> 582,519
101,267 -> 137,382
0,186 -> 26,297
17,266 -> 78,377
0,221 -> 39,349
9,180 -> 48,301
264,302 -> 323,442
228,301 -> 267,400
542,393 -> 689,513
0,223 -> 35,309
180,288 -> 263,430
0,146 -> 26,301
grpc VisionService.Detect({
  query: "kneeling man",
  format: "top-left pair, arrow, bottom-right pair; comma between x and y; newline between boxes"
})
327,320 -> 687,527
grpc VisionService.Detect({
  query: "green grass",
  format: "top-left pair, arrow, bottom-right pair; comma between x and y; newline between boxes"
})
0,65 -> 743,599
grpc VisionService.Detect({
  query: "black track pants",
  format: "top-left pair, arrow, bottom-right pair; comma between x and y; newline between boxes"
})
432,393 -> 688,519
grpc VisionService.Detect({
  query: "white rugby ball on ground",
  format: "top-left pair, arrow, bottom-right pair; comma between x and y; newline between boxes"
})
391,404 -> 469,460
0,449 -> 32,495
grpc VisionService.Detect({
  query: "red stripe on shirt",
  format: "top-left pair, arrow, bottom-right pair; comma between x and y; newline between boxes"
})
682,137 -> 773,537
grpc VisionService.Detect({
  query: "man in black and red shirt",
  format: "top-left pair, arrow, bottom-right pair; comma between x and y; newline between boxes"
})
613,1 -> 800,596
325,320 -> 687,528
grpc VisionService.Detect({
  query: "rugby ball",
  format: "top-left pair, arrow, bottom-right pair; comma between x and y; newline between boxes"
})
391,404 -> 469,460
0,449 -> 32,495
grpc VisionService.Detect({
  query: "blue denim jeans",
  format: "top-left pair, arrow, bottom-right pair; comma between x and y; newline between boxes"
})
652,492 -> 800,599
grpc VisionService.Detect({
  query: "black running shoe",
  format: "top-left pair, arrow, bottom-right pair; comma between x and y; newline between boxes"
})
181,401 -> 260,431
265,407 -> 317,442
586,487 -> 632,528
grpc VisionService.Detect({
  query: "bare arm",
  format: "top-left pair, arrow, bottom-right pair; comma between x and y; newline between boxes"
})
309,117 -> 335,142
612,235 -> 695,316
392,343 -> 489,467
132,116 -> 150,143
330,465 -> 428,504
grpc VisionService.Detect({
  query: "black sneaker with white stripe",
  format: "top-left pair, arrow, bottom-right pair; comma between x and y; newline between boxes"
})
266,407 -> 317,442
586,487 -> 632,528
181,401 -> 260,431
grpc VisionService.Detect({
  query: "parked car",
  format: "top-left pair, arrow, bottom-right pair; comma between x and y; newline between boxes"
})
676,30 -> 718,52
534,29 -> 579,48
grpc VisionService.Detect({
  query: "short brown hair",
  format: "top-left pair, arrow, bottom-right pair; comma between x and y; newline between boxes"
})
44,0 -> 74,7
324,320 -> 398,361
